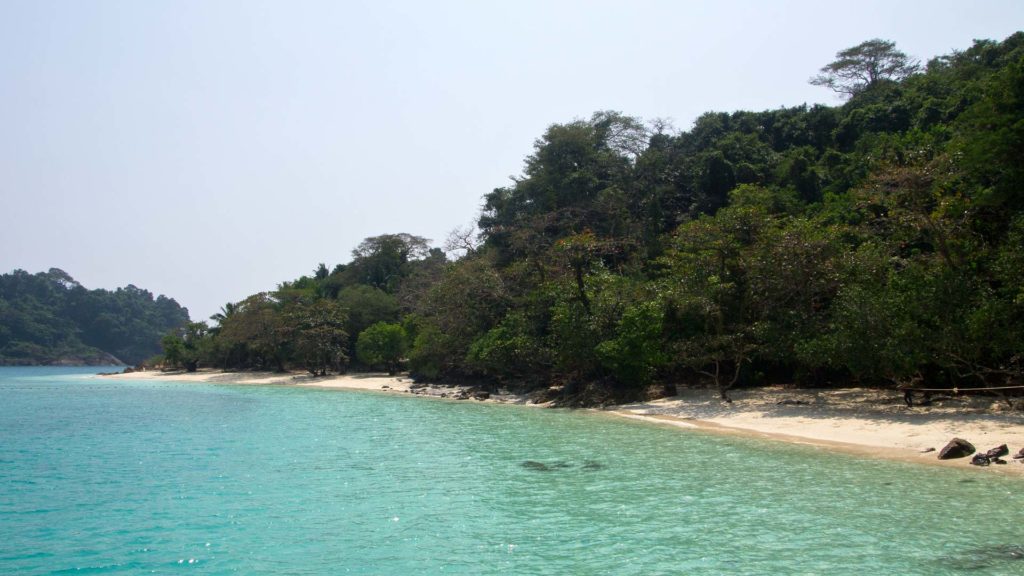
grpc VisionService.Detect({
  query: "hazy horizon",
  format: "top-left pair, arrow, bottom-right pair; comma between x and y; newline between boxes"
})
3,0 -> 1022,321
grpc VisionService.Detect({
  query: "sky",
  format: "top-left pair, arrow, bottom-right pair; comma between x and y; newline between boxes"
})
1,0 -> 1022,322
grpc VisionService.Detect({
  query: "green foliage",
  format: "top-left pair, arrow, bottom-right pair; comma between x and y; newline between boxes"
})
465,312 -> 549,381
0,268 -> 189,365
342,233 -> 432,294
595,301 -> 667,386
407,256 -> 510,379
185,34 -> 1024,397
161,322 -> 210,372
335,285 -> 400,347
355,322 -> 406,375
289,298 -> 349,376
811,39 -> 919,96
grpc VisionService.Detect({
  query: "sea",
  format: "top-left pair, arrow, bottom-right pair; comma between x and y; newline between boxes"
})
1,366 -> 1022,575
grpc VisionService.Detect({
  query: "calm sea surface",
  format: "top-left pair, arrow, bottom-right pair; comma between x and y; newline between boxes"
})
1,366 -> 1023,575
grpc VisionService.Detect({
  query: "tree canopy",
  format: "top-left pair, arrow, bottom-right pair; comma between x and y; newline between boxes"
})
810,39 -> 919,96
0,268 -> 189,365
163,33 -> 1024,403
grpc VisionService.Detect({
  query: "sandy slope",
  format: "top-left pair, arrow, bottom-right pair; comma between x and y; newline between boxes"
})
100,370 -> 1024,475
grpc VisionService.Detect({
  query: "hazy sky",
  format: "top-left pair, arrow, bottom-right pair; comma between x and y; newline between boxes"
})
2,1 -> 1022,321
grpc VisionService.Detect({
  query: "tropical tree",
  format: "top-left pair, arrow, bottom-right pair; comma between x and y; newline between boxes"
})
289,298 -> 349,376
356,322 -> 406,375
810,39 -> 919,96
161,321 -> 211,372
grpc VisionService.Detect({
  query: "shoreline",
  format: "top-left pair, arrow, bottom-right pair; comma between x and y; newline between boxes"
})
100,369 -> 1024,476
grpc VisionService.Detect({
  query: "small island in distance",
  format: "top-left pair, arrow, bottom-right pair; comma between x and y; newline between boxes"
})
0,268 -> 188,366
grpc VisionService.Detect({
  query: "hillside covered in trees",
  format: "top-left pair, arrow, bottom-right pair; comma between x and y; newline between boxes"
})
164,34 -> 1024,404
0,268 -> 190,365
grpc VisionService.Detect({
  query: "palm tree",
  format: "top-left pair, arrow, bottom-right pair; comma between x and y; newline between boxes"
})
208,302 -> 238,334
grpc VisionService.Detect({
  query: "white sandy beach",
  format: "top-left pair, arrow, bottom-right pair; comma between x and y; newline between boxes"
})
614,387 -> 1024,473
102,370 -> 1024,474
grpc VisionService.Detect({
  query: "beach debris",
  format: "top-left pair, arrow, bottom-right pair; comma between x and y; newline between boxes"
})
985,444 -> 1009,459
919,447 -> 936,453
938,438 -> 976,460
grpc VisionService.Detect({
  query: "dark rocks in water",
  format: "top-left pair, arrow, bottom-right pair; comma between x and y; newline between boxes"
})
971,453 -> 991,466
942,544 -> 1024,570
938,438 -> 976,460
520,460 -> 604,472
473,391 -> 490,401
521,460 -> 552,472
986,444 -> 1010,459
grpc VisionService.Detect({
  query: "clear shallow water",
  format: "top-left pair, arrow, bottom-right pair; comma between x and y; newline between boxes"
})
1,367 -> 1022,575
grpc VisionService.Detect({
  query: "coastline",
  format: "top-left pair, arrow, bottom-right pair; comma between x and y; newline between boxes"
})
101,370 -> 1024,476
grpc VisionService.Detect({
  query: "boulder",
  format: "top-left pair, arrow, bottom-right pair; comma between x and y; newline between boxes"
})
971,453 -> 991,466
1014,447 -> 1024,460
985,444 -> 1010,459
938,438 -> 976,460
473,391 -> 490,401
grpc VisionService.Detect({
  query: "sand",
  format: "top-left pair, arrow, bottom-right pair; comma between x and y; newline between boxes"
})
613,386 -> 1024,474
100,370 -> 1024,475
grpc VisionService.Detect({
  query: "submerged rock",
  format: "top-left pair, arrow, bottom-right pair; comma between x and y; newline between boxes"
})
521,460 -> 552,472
520,459 -> 601,472
942,544 -> 1024,571
938,438 -> 976,460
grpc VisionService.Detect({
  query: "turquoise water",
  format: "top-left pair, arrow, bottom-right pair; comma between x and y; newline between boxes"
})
1,367 -> 1022,574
